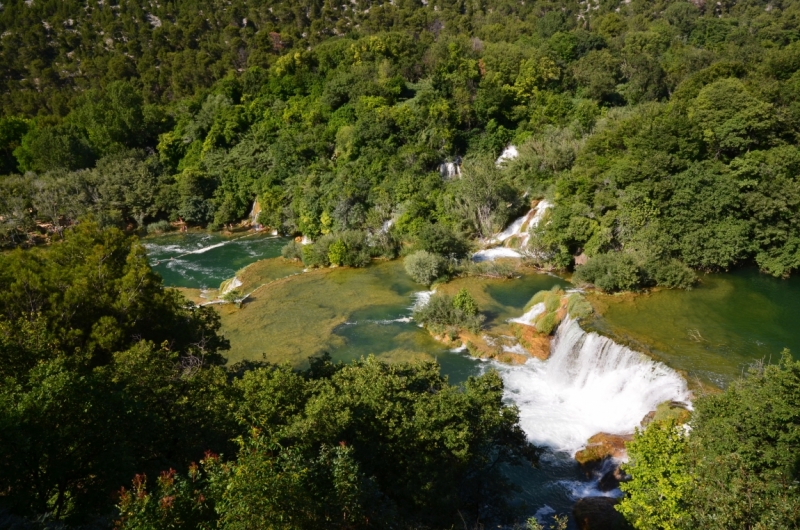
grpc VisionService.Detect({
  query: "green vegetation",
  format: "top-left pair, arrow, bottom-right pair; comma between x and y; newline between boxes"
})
566,292 -> 593,320
0,221 -> 234,524
405,249 -> 447,285
521,286 -> 579,334
116,356 -> 537,529
618,352 -> 800,529
413,292 -> 485,336
0,223 -> 534,527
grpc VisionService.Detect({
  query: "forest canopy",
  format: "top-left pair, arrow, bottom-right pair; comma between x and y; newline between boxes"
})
3,0 -> 800,286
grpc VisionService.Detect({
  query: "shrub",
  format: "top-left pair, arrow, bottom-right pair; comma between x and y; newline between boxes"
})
369,231 -> 400,259
146,220 -> 172,234
647,258 -> 697,289
281,241 -> 303,261
573,252 -> 643,292
413,293 -> 484,334
302,239 -> 330,267
328,239 -> 347,265
405,250 -> 446,285
222,288 -> 243,305
415,223 -> 470,260
453,288 -> 478,317
303,231 -> 372,268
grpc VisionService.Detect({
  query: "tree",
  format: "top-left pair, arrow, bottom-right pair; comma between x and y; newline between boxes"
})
617,420 -> 692,530
618,352 -> 800,530
117,357 -> 536,529
689,79 -> 776,158
453,287 -> 478,316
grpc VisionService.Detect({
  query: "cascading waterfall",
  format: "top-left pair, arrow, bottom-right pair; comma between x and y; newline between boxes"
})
473,200 -> 552,262
439,161 -> 461,179
496,144 -> 519,166
491,317 -> 690,455
249,198 -> 261,228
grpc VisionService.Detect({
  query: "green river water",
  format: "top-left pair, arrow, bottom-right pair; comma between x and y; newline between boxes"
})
143,232 -> 800,526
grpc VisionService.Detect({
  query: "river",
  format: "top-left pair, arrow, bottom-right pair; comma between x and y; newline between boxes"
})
143,231 -> 800,526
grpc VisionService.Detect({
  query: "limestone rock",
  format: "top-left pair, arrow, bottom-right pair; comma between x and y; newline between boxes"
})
574,433 -> 632,469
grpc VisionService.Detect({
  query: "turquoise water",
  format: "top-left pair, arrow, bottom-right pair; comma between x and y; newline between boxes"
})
330,271 -> 569,384
143,232 -> 288,288
592,268 -> 800,387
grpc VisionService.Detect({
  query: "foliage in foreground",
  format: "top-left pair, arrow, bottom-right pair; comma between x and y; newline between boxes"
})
0,221 -> 234,524
117,356 -> 538,529
618,351 -> 800,530
0,223 -> 534,528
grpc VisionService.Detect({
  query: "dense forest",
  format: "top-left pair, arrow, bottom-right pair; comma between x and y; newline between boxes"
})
2,0 -> 800,290
2,0 -> 800,527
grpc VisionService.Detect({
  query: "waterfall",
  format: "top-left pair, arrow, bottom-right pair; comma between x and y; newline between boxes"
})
439,161 -> 461,179
491,317 -> 690,454
496,145 -> 519,166
472,200 -> 552,262
249,198 -> 261,228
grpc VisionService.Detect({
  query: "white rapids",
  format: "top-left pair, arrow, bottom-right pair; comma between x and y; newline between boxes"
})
490,317 -> 690,454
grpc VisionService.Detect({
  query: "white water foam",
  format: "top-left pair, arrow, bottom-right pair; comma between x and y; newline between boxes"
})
474,200 -> 552,261
472,247 -> 523,262
220,276 -> 242,295
509,302 -> 546,326
410,290 -> 435,310
491,317 -> 690,455
496,145 -> 519,166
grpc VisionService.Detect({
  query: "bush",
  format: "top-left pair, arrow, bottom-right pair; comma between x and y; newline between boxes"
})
369,231 -> 400,259
453,288 -> 478,317
405,250 -> 446,285
281,241 -> 304,261
415,223 -> 470,260
146,220 -> 172,234
302,238 -> 330,267
647,258 -> 697,289
413,293 -> 484,335
573,252 -> 643,292
301,231 -> 372,268
328,239 -> 347,265
576,252 -> 698,292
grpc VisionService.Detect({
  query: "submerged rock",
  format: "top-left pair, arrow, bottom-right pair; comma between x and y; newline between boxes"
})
573,497 -> 631,530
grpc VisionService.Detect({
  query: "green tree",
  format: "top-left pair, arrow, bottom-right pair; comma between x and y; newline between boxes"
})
690,78 -> 776,158
617,420 -> 692,530
453,288 -> 478,316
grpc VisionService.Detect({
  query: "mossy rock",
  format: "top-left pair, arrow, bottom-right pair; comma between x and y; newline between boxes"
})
567,293 -> 593,320
575,433 -> 633,469
535,311 -> 561,335
648,401 -> 692,426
